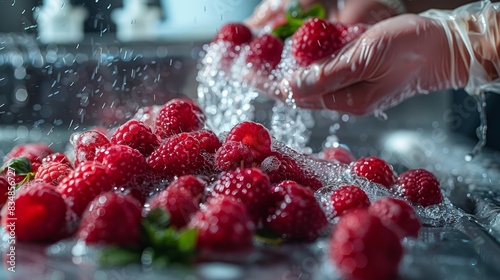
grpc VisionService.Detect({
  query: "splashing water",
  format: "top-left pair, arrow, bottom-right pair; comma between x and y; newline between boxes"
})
465,91 -> 488,161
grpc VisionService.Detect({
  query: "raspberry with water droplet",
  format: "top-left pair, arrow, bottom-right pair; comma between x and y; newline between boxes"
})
330,210 -> 403,280
351,156 -> 396,188
396,169 -> 443,207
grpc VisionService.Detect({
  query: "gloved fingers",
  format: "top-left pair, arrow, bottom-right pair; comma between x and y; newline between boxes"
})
245,0 -> 288,29
319,82 -> 377,116
281,44 -> 367,101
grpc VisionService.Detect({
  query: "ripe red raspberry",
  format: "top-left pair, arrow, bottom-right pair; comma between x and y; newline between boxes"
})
189,129 -> 222,153
351,156 -> 396,188
245,34 -> 284,72
72,130 -> 110,166
369,197 -> 422,238
396,169 -> 443,207
2,182 -> 66,242
215,23 -> 253,45
0,176 -> 9,209
149,186 -> 199,229
57,161 -> 116,217
225,121 -> 272,162
154,98 -> 206,139
111,119 -> 160,157
77,192 -> 142,247
4,143 -> 54,172
35,161 -> 72,186
215,141 -> 255,171
260,152 -> 323,191
265,180 -> 328,241
330,210 -> 403,280
189,196 -> 254,252
95,145 -> 148,187
42,152 -> 72,167
331,185 -> 370,217
148,132 -> 213,178
212,167 -> 271,222
321,146 -> 356,164
260,151 -> 303,184
292,18 -> 345,66
167,175 -> 207,204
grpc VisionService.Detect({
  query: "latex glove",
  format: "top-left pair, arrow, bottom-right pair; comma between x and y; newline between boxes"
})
283,1 -> 500,116
281,14 -> 469,115
333,0 -> 398,24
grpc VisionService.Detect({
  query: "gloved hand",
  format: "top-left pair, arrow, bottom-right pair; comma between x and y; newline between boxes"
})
282,1 -> 500,116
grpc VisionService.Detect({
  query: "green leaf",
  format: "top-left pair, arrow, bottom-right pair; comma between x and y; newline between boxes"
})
145,207 -> 170,229
99,246 -> 142,267
303,3 -> 326,19
272,20 -> 304,41
286,1 -> 304,19
178,228 -> 198,252
254,228 -> 284,246
0,157 -> 32,175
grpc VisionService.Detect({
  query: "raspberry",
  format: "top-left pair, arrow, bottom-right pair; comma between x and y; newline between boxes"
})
77,192 -> 142,247
369,197 -> 422,238
330,210 -> 403,280
2,182 -> 66,242
4,143 -> 54,172
331,185 -> 370,217
95,144 -> 148,188
35,161 -> 72,186
260,152 -> 323,191
215,141 -> 255,171
167,175 -> 207,204
189,196 -> 254,252
149,186 -> 199,229
111,119 -> 161,157
265,180 -> 328,241
72,130 -> 110,166
148,132 -> 213,178
245,34 -> 284,72
42,152 -> 72,167
154,98 -> 206,139
0,176 -> 9,209
321,146 -> 356,165
260,151 -> 303,184
396,169 -> 443,207
57,161 -> 116,217
215,23 -> 253,46
189,129 -> 222,153
212,167 -> 271,222
225,121 -> 272,162
291,18 -> 345,66
351,156 -> 396,188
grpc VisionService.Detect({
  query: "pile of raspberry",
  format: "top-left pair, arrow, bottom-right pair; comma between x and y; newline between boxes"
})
198,17 -> 367,98
1,96 -> 447,279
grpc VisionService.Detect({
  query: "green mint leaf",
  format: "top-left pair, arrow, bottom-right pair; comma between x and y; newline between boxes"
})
304,3 -> 326,19
272,20 -> 304,41
145,207 -> 170,229
0,157 -> 32,175
254,228 -> 284,246
16,172 -> 35,190
99,246 -> 142,267
286,1 -> 304,19
178,228 -> 198,252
